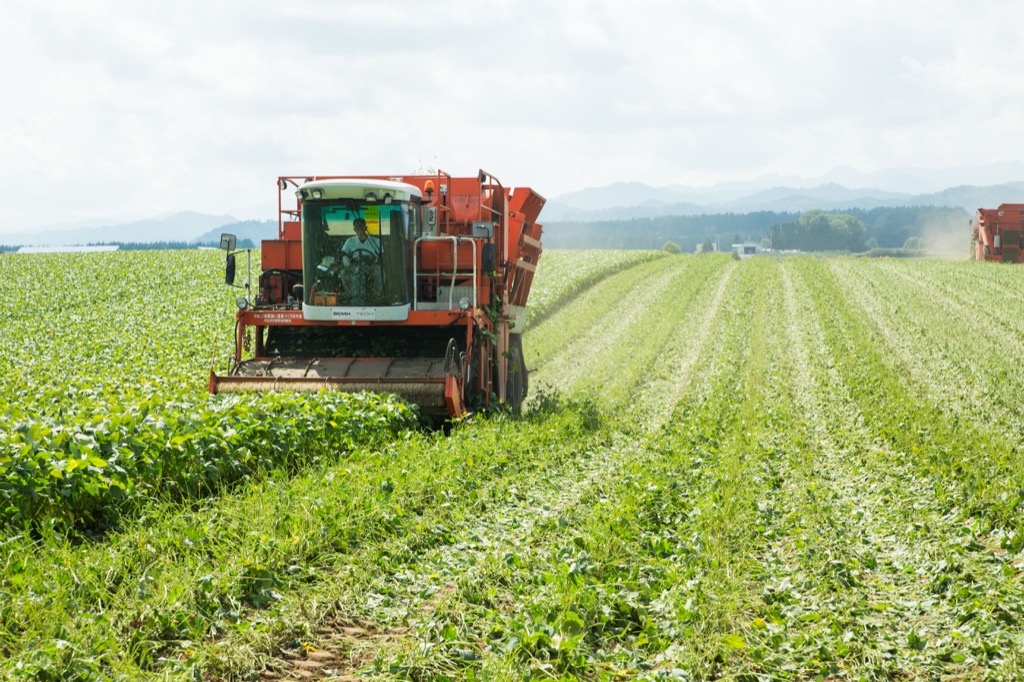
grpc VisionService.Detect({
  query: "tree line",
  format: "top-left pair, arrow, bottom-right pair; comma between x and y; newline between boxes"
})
543,206 -> 969,252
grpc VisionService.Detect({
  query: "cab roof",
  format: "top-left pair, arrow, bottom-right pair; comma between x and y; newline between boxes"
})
296,178 -> 422,202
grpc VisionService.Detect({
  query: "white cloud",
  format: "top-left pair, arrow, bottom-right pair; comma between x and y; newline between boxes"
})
1,0 -> 1023,230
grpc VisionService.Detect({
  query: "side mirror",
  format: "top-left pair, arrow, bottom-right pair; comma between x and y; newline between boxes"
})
481,243 -> 496,273
220,233 -> 237,252
225,253 -> 236,285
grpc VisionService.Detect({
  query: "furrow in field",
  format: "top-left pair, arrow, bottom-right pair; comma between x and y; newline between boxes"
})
879,260 -> 1022,321
579,256 -> 737,415
527,250 -> 668,327
361,435 -> 645,679
866,258 -> 1024,368
466,258 -> 788,679
464,259 -> 785,679
762,263 -> 958,675
822,258 -> 1024,513
636,258 -> 807,678
865,259 -> 1024,362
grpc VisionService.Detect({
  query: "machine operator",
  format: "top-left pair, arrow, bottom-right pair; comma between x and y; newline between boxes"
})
342,218 -> 383,303
342,218 -> 382,263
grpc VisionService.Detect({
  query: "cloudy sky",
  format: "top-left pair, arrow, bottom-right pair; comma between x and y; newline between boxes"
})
2,0 -> 1023,230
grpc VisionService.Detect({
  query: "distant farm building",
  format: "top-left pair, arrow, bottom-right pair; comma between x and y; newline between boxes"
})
732,242 -> 760,258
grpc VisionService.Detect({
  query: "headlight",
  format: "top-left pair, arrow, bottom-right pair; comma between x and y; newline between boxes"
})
458,297 -> 471,311
236,297 -> 249,310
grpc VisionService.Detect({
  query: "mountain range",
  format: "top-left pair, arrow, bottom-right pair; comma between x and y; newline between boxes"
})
0,213 -> 276,248
1,163 -> 1022,246
543,181 -> 1024,222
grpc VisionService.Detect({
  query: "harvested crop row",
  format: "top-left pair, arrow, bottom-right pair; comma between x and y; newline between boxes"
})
528,255 -> 731,408
463,259 -> 785,678
711,260 -> 1024,679
832,258 -> 1024,432
627,257 -> 736,430
240,255 -> 748,680
808,260 -> 1024,522
526,249 -> 668,327
525,254 -> 682,372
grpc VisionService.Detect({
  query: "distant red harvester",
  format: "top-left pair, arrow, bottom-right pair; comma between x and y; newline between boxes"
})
210,170 -> 545,420
972,203 -> 1024,262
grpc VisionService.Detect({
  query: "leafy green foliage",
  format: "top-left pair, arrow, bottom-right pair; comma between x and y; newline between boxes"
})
0,251 -> 419,532
6,250 -> 1024,681
0,391 -> 417,531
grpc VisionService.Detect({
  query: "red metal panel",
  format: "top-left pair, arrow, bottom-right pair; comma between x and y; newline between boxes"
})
509,187 -> 546,227
262,241 -> 286,270
417,239 -> 482,271
261,240 -> 303,270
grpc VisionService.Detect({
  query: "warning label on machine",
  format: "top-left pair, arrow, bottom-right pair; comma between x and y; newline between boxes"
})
364,206 -> 380,234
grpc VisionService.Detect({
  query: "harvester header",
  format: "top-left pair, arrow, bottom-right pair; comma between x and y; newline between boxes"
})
211,169 -> 545,420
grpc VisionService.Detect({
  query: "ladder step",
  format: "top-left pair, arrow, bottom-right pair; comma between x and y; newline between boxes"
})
521,235 -> 541,250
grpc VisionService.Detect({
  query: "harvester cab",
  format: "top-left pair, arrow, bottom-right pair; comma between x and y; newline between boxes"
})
210,170 -> 545,421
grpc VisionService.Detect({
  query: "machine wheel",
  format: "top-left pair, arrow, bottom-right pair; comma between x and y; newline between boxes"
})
506,335 -> 527,413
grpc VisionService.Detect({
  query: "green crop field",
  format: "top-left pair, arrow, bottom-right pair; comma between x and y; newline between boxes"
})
3,250 -> 1024,681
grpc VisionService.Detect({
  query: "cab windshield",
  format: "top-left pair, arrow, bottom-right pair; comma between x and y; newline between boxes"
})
302,201 -> 411,307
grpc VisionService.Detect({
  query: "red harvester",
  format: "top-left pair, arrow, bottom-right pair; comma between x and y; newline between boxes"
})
210,170 -> 545,419
972,203 -> 1024,262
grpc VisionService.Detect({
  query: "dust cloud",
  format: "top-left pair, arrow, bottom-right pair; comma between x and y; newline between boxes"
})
922,214 -> 973,260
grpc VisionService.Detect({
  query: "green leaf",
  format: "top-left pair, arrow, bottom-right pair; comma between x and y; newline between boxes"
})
559,611 -> 585,636
723,634 -> 747,650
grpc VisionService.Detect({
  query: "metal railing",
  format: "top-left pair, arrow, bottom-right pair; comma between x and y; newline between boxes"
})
412,235 -> 479,311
